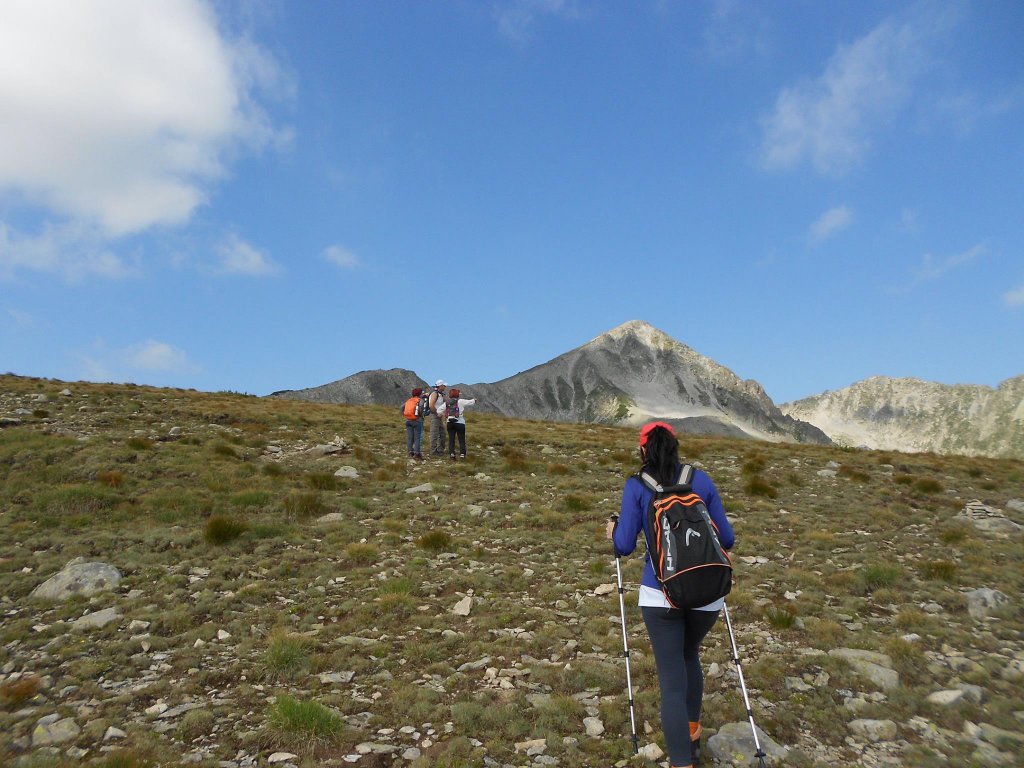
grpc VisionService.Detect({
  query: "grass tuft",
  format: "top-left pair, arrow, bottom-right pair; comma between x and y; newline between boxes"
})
416,530 -> 452,553
205,514 -> 248,545
266,695 -> 345,746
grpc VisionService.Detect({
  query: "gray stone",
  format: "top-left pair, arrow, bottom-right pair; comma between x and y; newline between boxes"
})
72,607 -> 121,629
979,723 -> 1024,751
405,483 -> 433,494
637,742 -> 664,760
31,560 -> 122,601
966,588 -> 1010,620
267,754 -> 298,764
1006,499 -> 1024,514
32,717 -> 80,746
452,596 -> 473,616
402,747 -> 421,760
926,689 -> 965,706
334,466 -> 359,478
319,671 -> 355,685
849,719 -> 898,742
316,513 -> 348,524
828,648 -> 899,690
583,716 -> 604,737
706,722 -> 789,766
104,726 -> 127,741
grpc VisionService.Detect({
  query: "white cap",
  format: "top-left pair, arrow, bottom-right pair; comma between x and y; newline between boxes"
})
435,379 -> 447,387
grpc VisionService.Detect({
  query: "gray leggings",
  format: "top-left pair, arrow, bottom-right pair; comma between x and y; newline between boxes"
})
641,606 -> 719,766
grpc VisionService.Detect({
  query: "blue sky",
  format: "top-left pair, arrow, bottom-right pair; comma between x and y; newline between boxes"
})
1,0 -> 1021,404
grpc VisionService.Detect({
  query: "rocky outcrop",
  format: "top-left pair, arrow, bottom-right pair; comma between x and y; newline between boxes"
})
781,375 -> 1024,458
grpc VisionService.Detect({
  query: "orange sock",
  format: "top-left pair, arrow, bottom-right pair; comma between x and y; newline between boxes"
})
689,721 -> 702,740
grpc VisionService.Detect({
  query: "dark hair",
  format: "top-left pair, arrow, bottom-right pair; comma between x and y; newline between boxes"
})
642,426 -> 680,486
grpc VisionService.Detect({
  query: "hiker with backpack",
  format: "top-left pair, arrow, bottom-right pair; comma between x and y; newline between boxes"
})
606,421 -> 735,768
428,380 -> 448,456
437,388 -> 476,461
402,387 -> 429,460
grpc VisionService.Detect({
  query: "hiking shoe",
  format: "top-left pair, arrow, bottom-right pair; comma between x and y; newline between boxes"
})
450,454 -> 456,461
460,453 -> 466,459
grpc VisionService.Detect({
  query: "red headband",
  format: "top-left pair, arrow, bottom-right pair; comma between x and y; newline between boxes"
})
639,421 -> 675,447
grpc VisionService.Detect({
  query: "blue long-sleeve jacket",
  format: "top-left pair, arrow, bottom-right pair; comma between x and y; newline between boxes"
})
613,463 -> 735,592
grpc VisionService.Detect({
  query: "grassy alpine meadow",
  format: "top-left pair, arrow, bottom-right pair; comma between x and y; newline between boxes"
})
1,374 -> 1022,767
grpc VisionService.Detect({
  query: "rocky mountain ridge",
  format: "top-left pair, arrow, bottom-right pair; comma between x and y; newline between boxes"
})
273,320 -> 831,445
781,375 -> 1024,459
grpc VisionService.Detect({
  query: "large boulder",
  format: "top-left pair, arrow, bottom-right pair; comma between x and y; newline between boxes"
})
706,722 -> 789,766
30,558 -> 121,601
966,588 -> 1010,620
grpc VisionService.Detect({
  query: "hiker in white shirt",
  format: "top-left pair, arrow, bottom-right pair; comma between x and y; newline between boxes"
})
438,388 -> 476,460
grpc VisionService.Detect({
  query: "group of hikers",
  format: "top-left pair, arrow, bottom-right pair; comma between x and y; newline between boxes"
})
399,392 -> 741,767
402,379 -> 476,461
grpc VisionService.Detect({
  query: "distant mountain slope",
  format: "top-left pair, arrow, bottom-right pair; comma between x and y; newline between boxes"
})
273,321 -> 830,445
467,321 -> 829,443
271,368 -> 427,407
781,375 -> 1024,459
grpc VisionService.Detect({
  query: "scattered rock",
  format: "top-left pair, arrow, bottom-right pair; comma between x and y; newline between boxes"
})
958,501 -> 1022,535
514,738 -> 547,754
319,671 -> 356,685
267,753 -> 298,764
637,742 -> 664,760
32,716 -> 80,746
583,716 -> 604,737
849,719 -> 898,742
452,596 -> 473,616
72,606 -> 121,629
593,583 -> 615,596
334,466 -> 359,478
317,513 -> 348,523
30,559 -> 122,601
103,726 -> 127,741
405,483 -> 433,494
828,648 -> 899,690
927,689 -> 965,706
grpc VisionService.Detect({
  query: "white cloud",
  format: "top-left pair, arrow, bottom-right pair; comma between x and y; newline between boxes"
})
125,339 -> 195,372
914,243 -> 985,282
808,205 -> 853,245
760,10 -> 944,175
215,233 -> 279,276
76,337 -> 199,383
494,0 -> 583,42
0,221 -> 135,280
0,0 -> 288,238
322,245 -> 359,269
1003,284 -> 1024,308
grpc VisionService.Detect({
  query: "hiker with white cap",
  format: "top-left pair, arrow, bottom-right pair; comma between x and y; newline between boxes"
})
428,379 -> 448,456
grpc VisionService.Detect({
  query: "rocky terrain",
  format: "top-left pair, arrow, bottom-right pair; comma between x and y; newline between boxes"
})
1,374 -> 1022,768
275,321 -> 831,446
781,376 -> 1024,460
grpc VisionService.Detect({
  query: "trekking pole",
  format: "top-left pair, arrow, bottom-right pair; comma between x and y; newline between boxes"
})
722,600 -> 768,767
610,515 -> 639,755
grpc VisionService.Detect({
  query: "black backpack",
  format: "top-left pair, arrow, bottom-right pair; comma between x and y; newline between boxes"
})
417,392 -> 431,417
446,397 -> 460,422
639,465 -> 732,609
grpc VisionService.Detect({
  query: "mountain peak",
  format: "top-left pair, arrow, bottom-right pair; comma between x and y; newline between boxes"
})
595,320 -> 673,346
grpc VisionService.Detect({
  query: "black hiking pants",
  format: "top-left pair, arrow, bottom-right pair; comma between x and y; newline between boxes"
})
447,421 -> 466,456
642,606 -> 719,767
